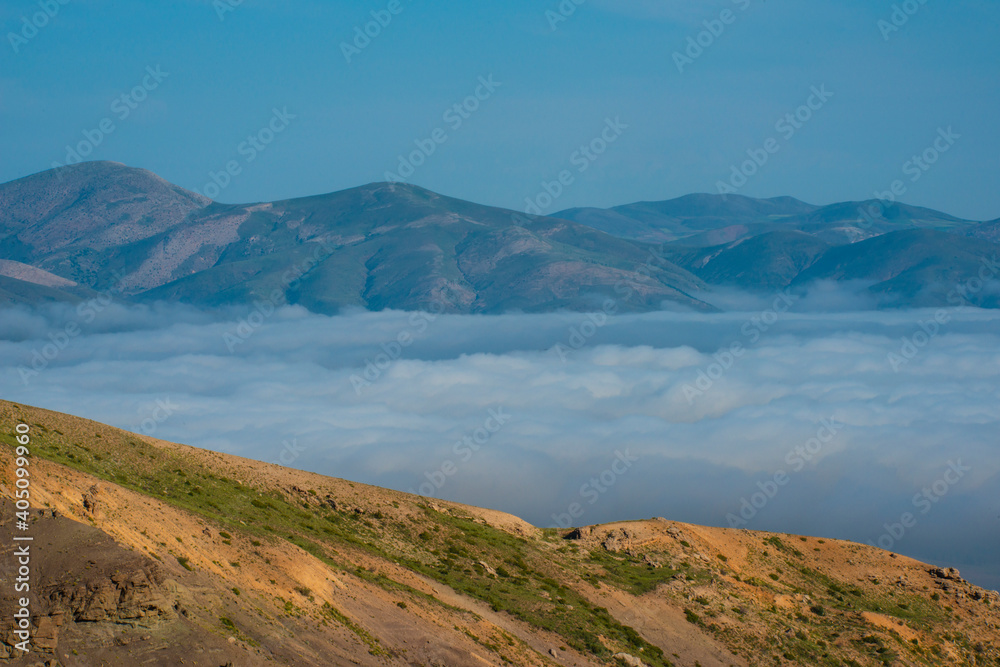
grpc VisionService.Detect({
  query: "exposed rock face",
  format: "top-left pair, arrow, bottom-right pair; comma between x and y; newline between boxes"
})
45,561 -> 169,624
81,484 -> 100,515
602,527 -> 638,553
0,503 -> 175,659
930,566 -> 963,581
612,652 -> 649,667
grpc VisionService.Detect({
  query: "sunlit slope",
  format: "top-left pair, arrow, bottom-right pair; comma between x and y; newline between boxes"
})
2,400 -> 999,665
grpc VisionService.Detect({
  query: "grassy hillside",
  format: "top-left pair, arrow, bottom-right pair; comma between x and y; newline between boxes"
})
2,400 -> 999,666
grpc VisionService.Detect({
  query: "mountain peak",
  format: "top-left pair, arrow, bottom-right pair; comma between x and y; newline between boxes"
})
0,162 -> 210,259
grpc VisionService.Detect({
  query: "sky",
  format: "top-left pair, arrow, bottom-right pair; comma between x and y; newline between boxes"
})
1,0 -> 999,219
2,300 -> 999,589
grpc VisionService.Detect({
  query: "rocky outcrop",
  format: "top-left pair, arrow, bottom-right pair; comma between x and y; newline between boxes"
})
0,503 -> 175,659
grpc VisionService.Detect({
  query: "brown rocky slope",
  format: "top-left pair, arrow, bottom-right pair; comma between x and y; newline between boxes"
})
1,399 -> 998,667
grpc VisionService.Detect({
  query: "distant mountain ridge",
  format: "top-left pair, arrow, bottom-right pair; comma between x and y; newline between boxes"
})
0,162 -> 712,313
556,194 -> 978,246
1,161 -> 998,312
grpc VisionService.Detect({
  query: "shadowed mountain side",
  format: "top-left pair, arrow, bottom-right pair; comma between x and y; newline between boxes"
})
664,231 -> 833,291
791,229 -> 1000,307
0,275 -> 100,308
966,218 -> 1000,244
555,194 -> 818,243
559,195 -> 980,247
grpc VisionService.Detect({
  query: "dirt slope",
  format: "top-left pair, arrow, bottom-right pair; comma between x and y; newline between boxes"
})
1,399 -> 998,667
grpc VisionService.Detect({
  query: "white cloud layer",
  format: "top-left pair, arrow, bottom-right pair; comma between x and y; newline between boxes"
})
1,300 -> 998,589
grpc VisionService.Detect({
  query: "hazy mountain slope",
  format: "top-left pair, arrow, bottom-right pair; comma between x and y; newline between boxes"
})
558,195 -> 981,247
0,260 -> 78,289
792,229 -> 1000,307
1,165 -> 712,314
666,231 -> 833,290
965,218 -> 1000,244
789,200 -> 975,245
2,163 -> 997,312
555,194 -> 817,243
0,162 -> 209,283
3,400 -> 1000,666
135,184 -> 712,313
0,259 -> 97,306
0,275 -> 98,308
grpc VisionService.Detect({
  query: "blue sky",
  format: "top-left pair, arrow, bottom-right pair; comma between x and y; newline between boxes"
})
2,0 -> 999,219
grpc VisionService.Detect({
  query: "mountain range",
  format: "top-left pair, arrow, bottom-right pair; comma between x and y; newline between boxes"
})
3,399 -> 1000,666
1,161 -> 998,313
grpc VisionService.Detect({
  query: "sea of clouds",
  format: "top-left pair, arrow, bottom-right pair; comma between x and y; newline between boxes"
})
1,296 -> 998,589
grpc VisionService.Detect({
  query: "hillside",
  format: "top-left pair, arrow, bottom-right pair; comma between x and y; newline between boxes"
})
665,232 -> 833,291
2,401 -> 999,666
555,195 -> 818,244
556,196 -> 979,247
2,163 -> 999,312
966,219 -> 1000,244
791,229 -> 1000,308
0,163 -> 711,314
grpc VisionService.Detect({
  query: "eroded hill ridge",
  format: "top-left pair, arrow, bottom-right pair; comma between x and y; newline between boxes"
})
1,399 -> 999,666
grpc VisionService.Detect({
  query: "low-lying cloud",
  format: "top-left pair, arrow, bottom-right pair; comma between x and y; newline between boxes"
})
1,298 -> 998,589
